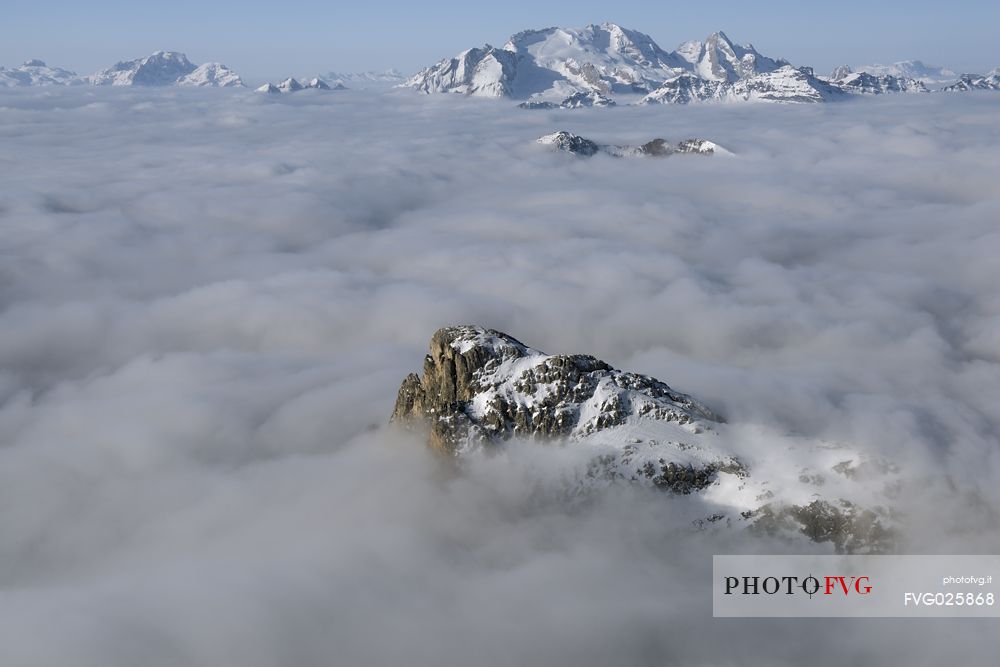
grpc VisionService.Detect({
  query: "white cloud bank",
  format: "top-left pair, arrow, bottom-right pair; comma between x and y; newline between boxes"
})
0,86 -> 999,665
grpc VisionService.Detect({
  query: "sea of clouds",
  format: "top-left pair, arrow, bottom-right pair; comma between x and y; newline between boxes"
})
1,86 -> 999,665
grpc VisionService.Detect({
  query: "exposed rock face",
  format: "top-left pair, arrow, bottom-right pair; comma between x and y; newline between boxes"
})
537,131 -> 730,158
749,500 -> 896,554
392,325 -> 720,451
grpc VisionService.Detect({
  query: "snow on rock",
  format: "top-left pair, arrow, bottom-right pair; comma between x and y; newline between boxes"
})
639,73 -> 726,104
177,62 -> 244,87
728,65 -> 846,103
391,326 -> 898,552
90,51 -> 197,86
827,68 -> 927,94
642,66 -> 844,104
942,73 -> 1000,92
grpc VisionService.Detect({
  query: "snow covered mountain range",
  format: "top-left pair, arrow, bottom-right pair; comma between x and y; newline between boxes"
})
255,77 -> 346,94
88,51 -> 244,87
403,22 -> 998,105
3,28 -> 997,105
392,326 -> 898,552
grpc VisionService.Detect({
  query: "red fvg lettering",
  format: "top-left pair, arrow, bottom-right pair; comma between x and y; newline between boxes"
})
824,576 -> 872,595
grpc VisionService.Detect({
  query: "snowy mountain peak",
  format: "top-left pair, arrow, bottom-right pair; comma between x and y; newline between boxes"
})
90,50 -> 197,86
679,30 -> 789,82
0,59 -> 82,87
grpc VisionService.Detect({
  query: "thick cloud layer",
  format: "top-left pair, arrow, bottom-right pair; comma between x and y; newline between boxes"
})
1,86 -> 999,665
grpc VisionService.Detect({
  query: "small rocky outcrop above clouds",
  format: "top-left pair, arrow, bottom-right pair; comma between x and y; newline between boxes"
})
0,59 -> 83,87
537,131 -> 729,158
391,326 -> 900,552
255,77 -> 345,94
519,91 -> 616,109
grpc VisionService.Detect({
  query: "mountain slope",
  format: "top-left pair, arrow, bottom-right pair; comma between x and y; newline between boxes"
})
177,62 -> 244,87
404,22 -> 696,100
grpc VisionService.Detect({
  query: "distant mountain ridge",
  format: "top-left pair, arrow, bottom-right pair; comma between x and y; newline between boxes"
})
403,22 -> 997,105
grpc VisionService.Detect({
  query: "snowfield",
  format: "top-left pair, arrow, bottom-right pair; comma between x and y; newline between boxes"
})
1,86 -> 999,666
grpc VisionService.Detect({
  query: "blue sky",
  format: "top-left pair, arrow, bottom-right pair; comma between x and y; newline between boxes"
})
2,0 -> 998,81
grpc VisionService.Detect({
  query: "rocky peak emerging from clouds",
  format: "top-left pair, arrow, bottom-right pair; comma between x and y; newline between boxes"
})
537,131 -> 728,158
391,326 -> 898,552
391,326 -> 721,456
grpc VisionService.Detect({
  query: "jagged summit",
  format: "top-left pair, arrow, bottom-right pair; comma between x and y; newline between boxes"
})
675,30 -> 789,83
391,325 -> 720,454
